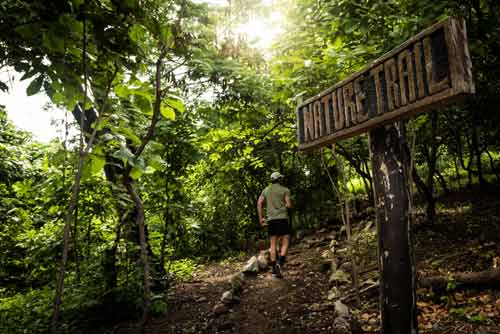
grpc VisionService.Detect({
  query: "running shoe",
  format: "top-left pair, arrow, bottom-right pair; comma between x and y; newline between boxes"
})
272,264 -> 282,278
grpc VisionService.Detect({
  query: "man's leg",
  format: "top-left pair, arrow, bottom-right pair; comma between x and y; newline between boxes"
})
269,235 -> 278,263
278,234 -> 290,267
280,234 -> 290,257
269,235 -> 282,277
275,236 -> 282,256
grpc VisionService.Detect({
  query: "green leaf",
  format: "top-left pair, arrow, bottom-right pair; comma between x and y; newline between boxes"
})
100,133 -> 115,142
90,154 -> 106,175
26,76 -> 44,96
84,147 -> 104,179
160,103 -> 176,120
115,84 -> 131,99
129,24 -> 146,44
117,127 -> 142,146
134,94 -> 153,115
20,70 -> 38,81
332,36 -> 343,49
59,14 -> 83,34
160,25 -> 173,45
112,145 -> 134,165
42,30 -> 65,53
209,153 -> 220,161
133,89 -> 154,102
70,0 -> 84,9
149,155 -> 167,171
164,96 -> 185,113
130,166 -> 143,180
243,146 -> 253,156
15,25 -> 35,39
82,156 -> 92,180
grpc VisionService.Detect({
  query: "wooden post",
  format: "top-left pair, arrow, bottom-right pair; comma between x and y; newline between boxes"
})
369,123 -> 418,334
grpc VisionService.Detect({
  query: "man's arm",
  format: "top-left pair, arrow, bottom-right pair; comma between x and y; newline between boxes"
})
285,193 -> 293,209
257,195 -> 267,226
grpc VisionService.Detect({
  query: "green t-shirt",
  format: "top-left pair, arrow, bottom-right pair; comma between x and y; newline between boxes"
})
261,183 -> 290,220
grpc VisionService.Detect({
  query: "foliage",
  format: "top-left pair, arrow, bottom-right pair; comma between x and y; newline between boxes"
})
0,0 -> 500,332
0,287 -> 53,334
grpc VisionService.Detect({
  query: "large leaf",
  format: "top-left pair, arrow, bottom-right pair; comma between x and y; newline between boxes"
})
20,70 -> 38,81
160,103 -> 176,120
112,145 -> 135,165
90,154 -> 106,175
129,24 -> 147,45
130,157 -> 146,179
114,84 -> 131,99
134,94 -> 153,115
130,166 -> 143,180
148,155 -> 167,171
112,126 -> 142,146
26,76 -> 44,96
165,95 -> 185,113
160,25 -> 173,45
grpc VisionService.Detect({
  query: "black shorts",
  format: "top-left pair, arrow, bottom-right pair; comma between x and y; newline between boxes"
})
267,219 -> 291,236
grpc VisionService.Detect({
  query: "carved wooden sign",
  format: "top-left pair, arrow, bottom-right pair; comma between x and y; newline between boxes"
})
296,17 -> 474,151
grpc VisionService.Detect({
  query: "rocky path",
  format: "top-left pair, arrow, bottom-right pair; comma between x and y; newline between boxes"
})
111,190 -> 500,334
113,231 -> 350,334
112,190 -> 500,334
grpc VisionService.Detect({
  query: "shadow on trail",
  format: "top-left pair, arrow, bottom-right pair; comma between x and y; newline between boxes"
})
113,239 -> 338,334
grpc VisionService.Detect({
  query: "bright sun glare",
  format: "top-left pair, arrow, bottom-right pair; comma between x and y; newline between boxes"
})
234,11 -> 284,52
196,0 -> 285,52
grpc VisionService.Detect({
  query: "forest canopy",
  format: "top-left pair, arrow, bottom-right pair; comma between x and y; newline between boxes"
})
0,0 -> 499,333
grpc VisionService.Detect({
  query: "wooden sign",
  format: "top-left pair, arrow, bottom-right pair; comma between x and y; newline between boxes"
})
296,17 -> 474,151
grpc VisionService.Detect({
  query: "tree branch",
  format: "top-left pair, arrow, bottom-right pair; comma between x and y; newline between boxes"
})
83,66 -> 119,154
133,45 -> 168,161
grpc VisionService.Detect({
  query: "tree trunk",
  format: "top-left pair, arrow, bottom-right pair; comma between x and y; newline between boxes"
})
419,269 -> 500,291
485,149 -> 499,182
456,129 -> 474,187
369,123 -> 418,334
123,175 -> 151,331
277,150 -> 283,174
425,111 -> 438,224
104,216 -> 123,291
51,154 -> 85,334
344,269 -> 500,298
456,131 -> 467,181
159,176 -> 170,278
435,170 -> 450,194
454,156 -> 461,189
403,142 -> 435,221
466,131 -> 474,187
471,117 -> 487,189
51,16 -> 90,331
363,160 -> 374,203
73,205 -> 81,282
337,144 -> 373,203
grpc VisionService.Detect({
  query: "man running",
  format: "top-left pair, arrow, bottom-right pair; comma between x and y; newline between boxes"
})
257,172 -> 293,278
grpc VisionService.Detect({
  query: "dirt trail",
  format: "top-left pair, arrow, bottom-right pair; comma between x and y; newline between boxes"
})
113,233 -> 340,334
112,189 -> 500,334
